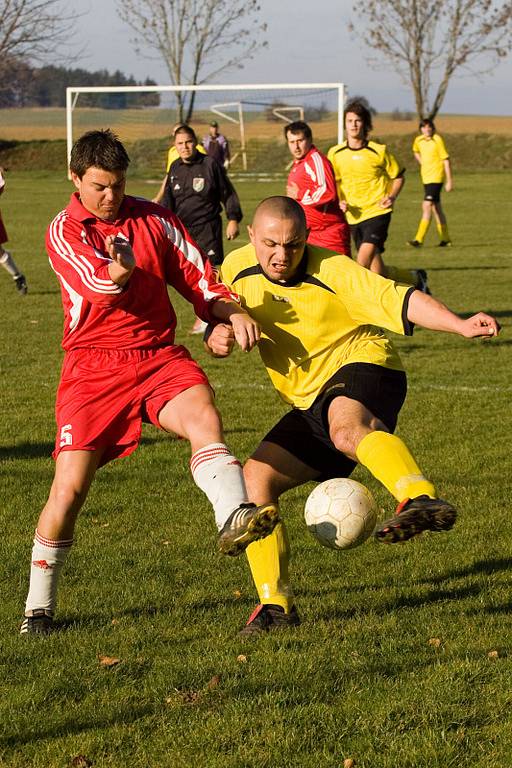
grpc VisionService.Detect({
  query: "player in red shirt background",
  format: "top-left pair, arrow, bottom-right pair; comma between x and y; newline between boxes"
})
20,130 -> 278,635
285,121 -> 351,257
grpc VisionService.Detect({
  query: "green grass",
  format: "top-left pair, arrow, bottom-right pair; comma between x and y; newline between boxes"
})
1,171 -> 512,767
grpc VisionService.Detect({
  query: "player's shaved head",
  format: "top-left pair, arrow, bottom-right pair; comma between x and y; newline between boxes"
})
249,197 -> 308,282
252,196 -> 307,232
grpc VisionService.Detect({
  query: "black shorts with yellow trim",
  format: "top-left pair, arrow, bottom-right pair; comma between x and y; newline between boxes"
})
262,363 -> 407,482
423,183 -> 443,203
350,212 -> 392,254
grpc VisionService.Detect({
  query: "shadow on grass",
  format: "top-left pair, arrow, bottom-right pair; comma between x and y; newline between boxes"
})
418,556 -> 512,585
0,442 -> 54,460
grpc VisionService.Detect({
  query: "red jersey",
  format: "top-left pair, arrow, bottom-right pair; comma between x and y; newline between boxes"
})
287,145 -> 350,255
46,193 -> 237,351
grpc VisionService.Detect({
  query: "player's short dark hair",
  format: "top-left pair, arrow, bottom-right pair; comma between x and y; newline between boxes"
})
344,99 -> 373,137
419,118 -> 436,133
69,129 -> 130,178
174,124 -> 197,142
284,121 -> 313,141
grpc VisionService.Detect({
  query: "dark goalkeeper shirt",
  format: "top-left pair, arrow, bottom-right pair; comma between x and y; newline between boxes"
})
162,152 -> 242,229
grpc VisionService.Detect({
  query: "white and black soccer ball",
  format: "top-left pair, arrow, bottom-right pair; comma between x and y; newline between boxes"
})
304,478 -> 378,550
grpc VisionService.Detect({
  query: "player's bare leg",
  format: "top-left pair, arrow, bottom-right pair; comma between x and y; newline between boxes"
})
326,395 -> 456,542
240,443 -> 319,636
356,242 -> 386,275
158,384 -> 278,555
21,450 -> 102,634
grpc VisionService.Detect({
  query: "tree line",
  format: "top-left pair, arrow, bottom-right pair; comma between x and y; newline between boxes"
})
0,62 -> 159,109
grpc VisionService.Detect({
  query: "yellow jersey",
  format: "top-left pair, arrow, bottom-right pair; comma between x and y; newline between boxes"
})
327,141 -> 404,225
166,143 -> 206,172
412,134 -> 449,184
220,244 -> 413,409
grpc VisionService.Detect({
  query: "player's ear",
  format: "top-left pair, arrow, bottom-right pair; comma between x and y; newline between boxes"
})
247,225 -> 255,245
305,227 -> 311,240
70,171 -> 81,192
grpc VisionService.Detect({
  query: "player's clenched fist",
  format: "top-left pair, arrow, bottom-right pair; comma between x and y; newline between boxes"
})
460,312 -> 500,339
230,311 -> 261,352
105,235 -> 136,286
205,323 -> 236,357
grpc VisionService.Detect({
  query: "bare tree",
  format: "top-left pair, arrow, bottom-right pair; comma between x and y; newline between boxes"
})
349,0 -> 512,119
116,0 -> 267,123
0,0 -> 77,76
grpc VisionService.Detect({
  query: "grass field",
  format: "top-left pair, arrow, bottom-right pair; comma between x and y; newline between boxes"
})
1,170 -> 512,767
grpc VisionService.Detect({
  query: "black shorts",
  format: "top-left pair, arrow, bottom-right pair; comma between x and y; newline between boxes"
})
350,213 -> 391,254
263,363 -> 407,481
423,183 -> 443,203
188,217 -> 224,266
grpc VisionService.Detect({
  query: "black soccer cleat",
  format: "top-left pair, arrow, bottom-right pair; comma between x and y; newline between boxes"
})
238,603 -> 301,638
20,609 -> 54,635
14,273 -> 28,295
407,240 -> 422,248
415,268 -> 431,295
218,502 -> 279,557
438,240 -> 452,247
375,495 -> 457,544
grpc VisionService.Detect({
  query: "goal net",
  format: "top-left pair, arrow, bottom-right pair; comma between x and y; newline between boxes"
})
66,83 -> 345,177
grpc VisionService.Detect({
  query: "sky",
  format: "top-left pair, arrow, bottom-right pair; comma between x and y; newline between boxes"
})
66,0 -> 511,116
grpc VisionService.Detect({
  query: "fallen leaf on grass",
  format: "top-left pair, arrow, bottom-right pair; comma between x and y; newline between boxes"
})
166,674 -> 222,706
97,654 -> 121,668
237,654 -> 247,663
70,756 -> 93,767
343,759 -> 356,767
233,589 -> 242,599
488,650 -> 499,659
428,637 -> 441,647
111,618 -> 119,626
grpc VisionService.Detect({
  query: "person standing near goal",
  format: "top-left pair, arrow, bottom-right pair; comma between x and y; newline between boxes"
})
285,120 -> 351,256
162,124 -> 243,333
0,167 -> 27,295
203,121 -> 231,170
20,129 -> 278,635
407,119 -> 453,248
328,99 -> 430,293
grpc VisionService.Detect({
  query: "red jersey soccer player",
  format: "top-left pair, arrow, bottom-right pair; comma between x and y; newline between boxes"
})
285,121 -> 351,256
20,130 -> 278,635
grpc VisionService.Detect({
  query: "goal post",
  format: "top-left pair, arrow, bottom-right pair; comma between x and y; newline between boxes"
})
65,82 -> 346,177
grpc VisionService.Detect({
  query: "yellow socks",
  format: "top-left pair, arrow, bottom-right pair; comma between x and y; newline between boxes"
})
356,431 -> 436,502
245,521 -> 294,613
414,218 -> 430,244
437,222 -> 451,242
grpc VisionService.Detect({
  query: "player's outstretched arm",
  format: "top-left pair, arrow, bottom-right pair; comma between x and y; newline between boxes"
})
407,291 -> 500,338
211,300 -> 261,352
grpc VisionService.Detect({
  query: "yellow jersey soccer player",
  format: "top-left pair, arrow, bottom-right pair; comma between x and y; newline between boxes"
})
206,196 -> 499,636
408,118 -> 453,248
328,99 -> 429,293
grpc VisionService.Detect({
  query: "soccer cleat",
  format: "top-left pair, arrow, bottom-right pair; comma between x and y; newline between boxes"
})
20,609 -> 54,635
238,603 -> 301,638
218,502 -> 279,556
415,268 -> 431,295
407,240 -> 422,248
375,494 -> 457,544
438,240 -> 452,247
14,273 -> 28,295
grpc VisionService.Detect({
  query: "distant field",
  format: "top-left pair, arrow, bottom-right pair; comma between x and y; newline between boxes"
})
1,107 -> 512,142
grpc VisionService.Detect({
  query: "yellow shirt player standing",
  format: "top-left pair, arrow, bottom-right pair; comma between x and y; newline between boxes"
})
408,118 -> 453,248
327,99 -> 430,294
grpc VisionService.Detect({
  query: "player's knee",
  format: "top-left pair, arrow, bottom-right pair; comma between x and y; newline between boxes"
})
330,424 -> 359,459
48,478 -> 89,516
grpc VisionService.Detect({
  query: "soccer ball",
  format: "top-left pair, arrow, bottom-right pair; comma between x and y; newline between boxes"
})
304,478 -> 378,550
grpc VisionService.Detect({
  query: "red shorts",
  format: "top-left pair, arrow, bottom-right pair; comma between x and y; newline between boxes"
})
307,221 -> 351,257
0,211 -> 7,244
53,345 -> 209,466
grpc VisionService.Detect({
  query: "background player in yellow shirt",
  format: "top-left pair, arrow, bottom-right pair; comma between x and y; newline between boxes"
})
408,118 -> 453,248
206,196 -> 499,636
328,99 -> 429,293
152,124 -> 207,205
